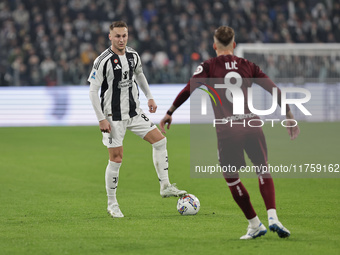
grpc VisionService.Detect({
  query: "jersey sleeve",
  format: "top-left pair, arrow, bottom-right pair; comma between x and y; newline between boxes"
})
192,62 -> 210,79
87,56 -> 107,88
132,52 -> 153,100
88,57 -> 106,121
173,62 -> 210,108
134,52 -> 143,76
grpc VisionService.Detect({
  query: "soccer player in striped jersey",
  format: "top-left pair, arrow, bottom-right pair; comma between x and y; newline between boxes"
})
160,26 -> 300,239
88,21 -> 186,218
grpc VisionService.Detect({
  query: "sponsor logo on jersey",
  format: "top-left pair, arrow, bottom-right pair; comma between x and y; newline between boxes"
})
118,80 -> 133,88
114,64 -> 121,70
91,71 -> 96,79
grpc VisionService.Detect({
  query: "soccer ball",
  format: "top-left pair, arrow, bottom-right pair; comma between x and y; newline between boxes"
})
177,194 -> 200,215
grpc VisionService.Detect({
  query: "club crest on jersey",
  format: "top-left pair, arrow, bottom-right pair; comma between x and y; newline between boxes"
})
194,65 -> 203,75
91,71 -> 96,79
114,59 -> 119,64
129,58 -> 134,68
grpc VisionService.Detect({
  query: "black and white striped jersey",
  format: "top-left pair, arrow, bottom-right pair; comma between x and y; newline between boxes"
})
88,46 -> 144,121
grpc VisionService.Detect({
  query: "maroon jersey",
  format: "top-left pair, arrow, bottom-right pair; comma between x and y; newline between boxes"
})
173,54 -> 289,139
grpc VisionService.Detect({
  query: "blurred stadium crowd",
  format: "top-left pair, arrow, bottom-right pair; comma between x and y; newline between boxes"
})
0,0 -> 339,86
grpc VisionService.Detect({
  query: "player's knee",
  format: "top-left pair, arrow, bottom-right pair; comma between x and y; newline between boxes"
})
145,128 -> 165,144
152,137 -> 167,150
257,171 -> 272,179
109,149 -> 123,163
110,156 -> 122,163
225,176 -> 240,186
224,172 -> 239,181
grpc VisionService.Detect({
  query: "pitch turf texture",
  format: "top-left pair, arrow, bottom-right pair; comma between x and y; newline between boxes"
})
1,122 -> 339,255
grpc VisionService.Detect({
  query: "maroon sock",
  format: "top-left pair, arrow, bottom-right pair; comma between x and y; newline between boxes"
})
226,178 -> 257,219
258,173 -> 276,210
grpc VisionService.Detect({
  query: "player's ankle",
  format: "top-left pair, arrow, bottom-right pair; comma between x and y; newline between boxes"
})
107,195 -> 117,206
160,180 -> 170,190
267,208 -> 278,222
248,215 -> 261,228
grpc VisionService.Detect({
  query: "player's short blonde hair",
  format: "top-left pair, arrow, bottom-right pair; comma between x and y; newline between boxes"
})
214,26 -> 235,47
110,21 -> 128,30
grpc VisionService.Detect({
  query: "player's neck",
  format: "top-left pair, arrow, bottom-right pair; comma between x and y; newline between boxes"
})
111,45 -> 125,55
216,49 -> 234,57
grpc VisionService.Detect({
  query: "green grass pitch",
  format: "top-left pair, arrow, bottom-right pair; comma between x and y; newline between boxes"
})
0,122 -> 339,255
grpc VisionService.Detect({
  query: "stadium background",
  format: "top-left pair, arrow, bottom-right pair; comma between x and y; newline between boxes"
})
1,1 -> 339,255
1,0 -> 340,86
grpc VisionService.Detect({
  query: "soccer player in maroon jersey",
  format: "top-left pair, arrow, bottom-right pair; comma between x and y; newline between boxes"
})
160,26 -> 300,239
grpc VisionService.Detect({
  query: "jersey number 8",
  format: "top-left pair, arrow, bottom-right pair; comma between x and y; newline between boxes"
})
224,71 -> 242,103
141,114 -> 149,121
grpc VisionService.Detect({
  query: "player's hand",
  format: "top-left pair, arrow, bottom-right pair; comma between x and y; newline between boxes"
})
160,114 -> 172,134
99,119 -> 111,133
148,99 -> 157,113
286,111 -> 300,140
286,123 -> 300,140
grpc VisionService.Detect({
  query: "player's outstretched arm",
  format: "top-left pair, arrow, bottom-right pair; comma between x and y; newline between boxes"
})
160,114 -> 172,134
160,105 -> 177,134
160,83 -> 192,134
286,110 -> 300,140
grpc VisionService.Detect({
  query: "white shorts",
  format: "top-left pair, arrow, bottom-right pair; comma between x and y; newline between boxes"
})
102,112 -> 157,148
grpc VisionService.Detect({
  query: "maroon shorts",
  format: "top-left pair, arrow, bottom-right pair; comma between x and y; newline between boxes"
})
218,129 -> 268,177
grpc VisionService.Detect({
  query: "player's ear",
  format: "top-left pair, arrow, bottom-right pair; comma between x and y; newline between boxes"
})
108,32 -> 112,41
213,42 -> 217,51
233,41 -> 236,49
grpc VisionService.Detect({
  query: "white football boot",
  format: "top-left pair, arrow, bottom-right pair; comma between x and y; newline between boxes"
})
240,223 -> 267,239
269,218 -> 290,238
160,183 -> 187,198
107,203 -> 124,218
